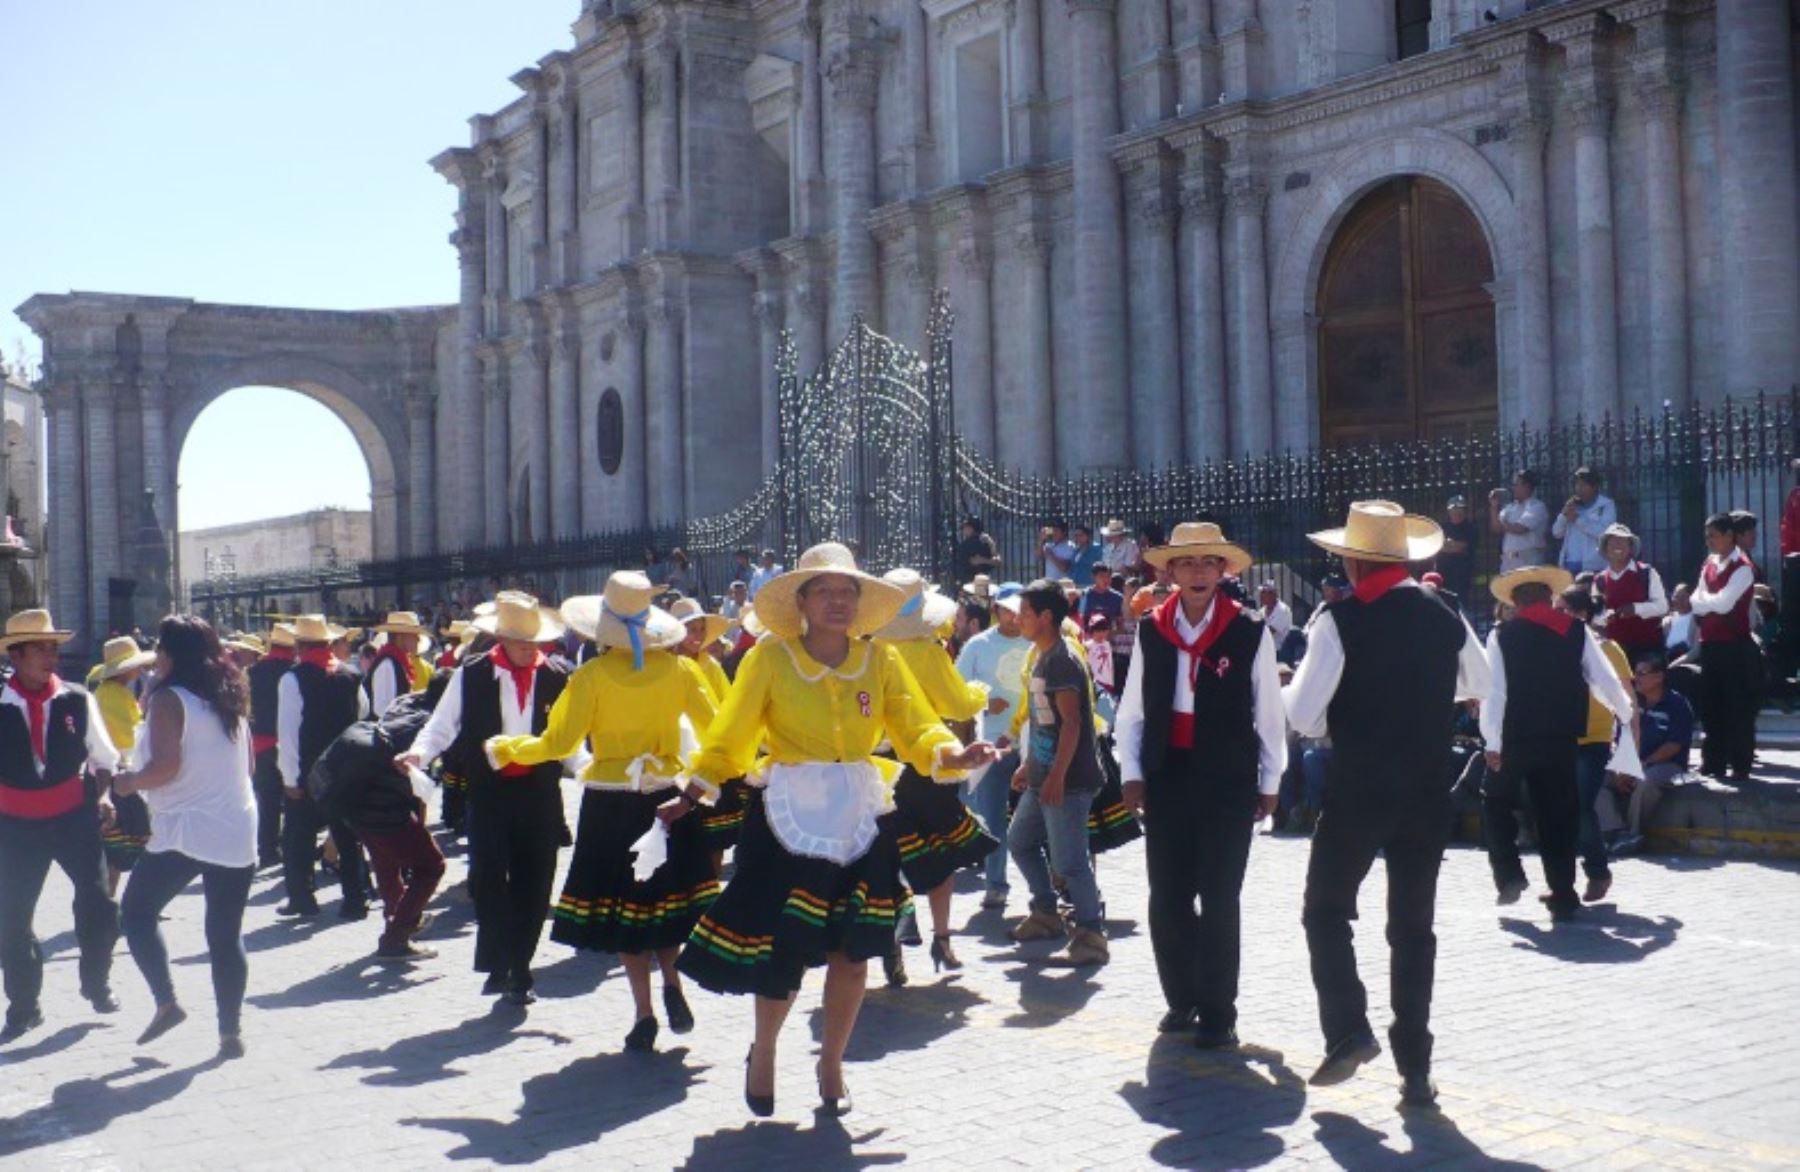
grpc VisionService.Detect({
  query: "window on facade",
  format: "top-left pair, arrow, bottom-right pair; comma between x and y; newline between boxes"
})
954,34 -> 1004,181
597,387 -> 623,476
1396,0 -> 1433,59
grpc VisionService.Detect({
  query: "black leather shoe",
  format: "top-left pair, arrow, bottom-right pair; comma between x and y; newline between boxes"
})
663,984 -> 695,1034
0,1009 -> 43,1045
1400,1072 -> 1440,1107
87,989 -> 121,1014
481,971 -> 509,996
1194,1024 -> 1240,1050
1548,901 -> 1579,923
505,987 -> 537,1007
276,902 -> 320,918
338,901 -> 371,922
624,1016 -> 658,1053
744,1046 -> 774,1118
1309,1033 -> 1381,1086
1158,1007 -> 1198,1033
1495,878 -> 1529,906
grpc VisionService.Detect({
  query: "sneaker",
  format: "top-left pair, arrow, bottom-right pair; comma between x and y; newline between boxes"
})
980,889 -> 1009,910
375,940 -> 438,963
1008,908 -> 1067,943
1058,927 -> 1109,967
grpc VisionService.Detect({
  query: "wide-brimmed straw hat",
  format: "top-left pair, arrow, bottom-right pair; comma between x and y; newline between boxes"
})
223,633 -> 266,659
1600,523 -> 1642,558
1102,518 -> 1130,538
475,591 -> 566,644
739,605 -> 768,641
1491,565 -> 1574,607
0,609 -> 74,653
962,573 -> 994,599
560,573 -> 684,664
871,569 -> 960,642
268,623 -> 297,650
444,620 -> 473,644
373,610 -> 430,637
97,635 -> 157,679
1143,521 -> 1254,574
750,542 -> 908,640
1308,500 -> 1444,565
669,597 -> 730,646
290,615 -> 349,644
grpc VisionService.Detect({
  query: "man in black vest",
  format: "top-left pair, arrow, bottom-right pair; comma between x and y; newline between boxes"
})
1284,502 -> 1492,1106
1480,570 -> 1634,919
1115,522 -> 1287,1049
277,615 -> 370,919
247,623 -> 297,868
0,609 -> 125,1043
397,592 -> 573,1005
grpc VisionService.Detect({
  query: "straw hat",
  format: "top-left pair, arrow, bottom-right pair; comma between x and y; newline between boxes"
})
962,573 -> 994,599
560,573 -> 684,659
1143,521 -> 1254,574
669,596 -> 730,646
373,610 -> 429,637
444,620 -> 473,644
97,635 -> 157,680
739,605 -> 768,641
1102,518 -> 1129,538
268,623 -> 297,650
1307,500 -> 1444,565
871,568 -> 960,642
0,609 -> 74,653
291,615 -> 349,644
1600,523 -> 1642,558
1491,565 -> 1574,607
223,633 -> 267,659
750,542 -> 908,639
474,591 -> 566,643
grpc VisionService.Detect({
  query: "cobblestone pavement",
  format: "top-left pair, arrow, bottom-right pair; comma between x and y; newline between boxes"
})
3,786 -> 1798,1170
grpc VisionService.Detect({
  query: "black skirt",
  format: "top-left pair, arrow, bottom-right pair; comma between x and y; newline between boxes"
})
697,778 -> 750,851
103,792 -> 152,871
551,788 -> 720,955
888,766 -> 998,891
679,791 -> 911,999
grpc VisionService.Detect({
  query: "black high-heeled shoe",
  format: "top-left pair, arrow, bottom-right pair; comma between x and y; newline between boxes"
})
624,1016 -> 658,1053
663,984 -> 695,1034
929,934 -> 962,972
817,1062 -> 853,1118
882,945 -> 908,988
745,1046 -> 775,1117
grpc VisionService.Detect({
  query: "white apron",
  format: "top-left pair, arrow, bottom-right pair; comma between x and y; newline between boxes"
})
761,761 -> 891,866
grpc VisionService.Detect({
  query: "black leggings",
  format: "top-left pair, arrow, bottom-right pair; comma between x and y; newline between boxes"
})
122,851 -> 254,1034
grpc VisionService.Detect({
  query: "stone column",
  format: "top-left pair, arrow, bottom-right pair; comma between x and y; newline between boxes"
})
826,39 -> 882,339
82,381 -> 119,635
752,291 -> 784,477
482,153 -> 507,333
1128,170 -> 1182,467
617,58 -> 646,255
645,296 -> 684,522
138,368 -> 173,551
549,305 -> 582,536
607,302 -> 649,530
954,238 -> 997,457
1633,34 -> 1689,413
406,386 -> 436,556
1716,0 -> 1800,395
798,9 -> 826,232
904,0 -> 933,190
1009,0 -> 1046,163
649,41 -> 682,246
1140,0 -> 1178,123
552,89 -> 580,283
1484,35 -> 1554,427
1002,224 -> 1057,474
1065,0 -> 1129,469
1180,163 -> 1228,462
45,391 -> 86,641
527,109 -> 550,292
1217,0 -> 1264,101
482,348 -> 510,545
1226,175 -> 1272,456
453,226 -> 488,546
1553,18 -> 1620,423
1177,0 -> 1220,114
521,334 -> 552,543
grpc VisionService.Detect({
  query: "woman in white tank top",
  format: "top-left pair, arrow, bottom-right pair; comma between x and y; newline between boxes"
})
113,616 -> 258,1059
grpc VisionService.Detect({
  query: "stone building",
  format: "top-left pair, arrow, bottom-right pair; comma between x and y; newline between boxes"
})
0,375 -> 45,611
177,507 -> 373,609
17,0 -> 1800,656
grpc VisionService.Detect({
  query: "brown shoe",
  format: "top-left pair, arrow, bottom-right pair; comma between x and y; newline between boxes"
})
1008,908 -> 1066,943
1059,927 -> 1109,967
1582,876 -> 1612,903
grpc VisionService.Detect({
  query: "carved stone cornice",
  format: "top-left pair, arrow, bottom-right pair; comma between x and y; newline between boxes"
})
1013,223 -> 1054,262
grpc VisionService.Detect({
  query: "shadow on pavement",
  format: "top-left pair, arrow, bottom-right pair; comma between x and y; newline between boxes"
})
403,1047 -> 702,1163
1312,1108 -> 1546,1169
246,956 -> 443,1010
0,1021 -> 108,1066
1118,1035 -> 1305,1168
1499,909 -> 1682,964
322,1008 -> 572,1086
998,960 -> 1102,1028
810,979 -> 986,1060
0,1054 -> 227,1158
528,949 -> 618,1000
679,1116 -> 905,1170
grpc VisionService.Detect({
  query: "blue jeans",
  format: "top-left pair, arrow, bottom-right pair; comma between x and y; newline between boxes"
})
122,850 -> 254,1034
1575,743 -> 1612,881
1299,748 -> 1332,812
1007,782 -> 1101,930
965,752 -> 1017,893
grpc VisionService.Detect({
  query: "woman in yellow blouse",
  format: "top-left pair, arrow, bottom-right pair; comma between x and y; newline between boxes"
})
677,544 -> 996,1118
487,573 -> 719,1055
94,636 -> 157,891
872,569 -> 996,981
671,598 -> 746,859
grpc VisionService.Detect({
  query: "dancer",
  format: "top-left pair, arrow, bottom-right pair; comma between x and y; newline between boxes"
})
276,615 -> 370,919
114,616 -> 258,1059
398,592 -> 573,1004
93,635 -> 157,894
1284,501 -> 1491,1106
678,543 -> 995,1117
874,568 -> 996,981
366,610 -> 432,717
486,574 -> 719,1051
246,623 -> 296,867
0,609 -> 124,1043
1114,522 -> 1286,1041
671,598 -> 745,859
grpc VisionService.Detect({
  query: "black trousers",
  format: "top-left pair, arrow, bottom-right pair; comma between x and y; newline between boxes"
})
467,778 -> 562,992
1143,752 -> 1256,1029
252,749 -> 284,862
1483,740 -> 1581,908
0,805 -> 118,1021
1302,790 -> 1450,1077
281,791 -> 368,911
1699,639 -> 1759,777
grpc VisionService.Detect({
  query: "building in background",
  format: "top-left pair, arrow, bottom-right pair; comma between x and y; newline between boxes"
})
1,374 -> 45,613
178,507 -> 372,627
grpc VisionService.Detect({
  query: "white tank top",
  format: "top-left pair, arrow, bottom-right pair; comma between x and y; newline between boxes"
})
139,687 -> 258,869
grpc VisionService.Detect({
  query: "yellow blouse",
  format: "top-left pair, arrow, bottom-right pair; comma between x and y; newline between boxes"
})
95,678 -> 140,752
1581,638 -> 1633,747
411,655 -> 436,692
489,647 -> 719,794
693,653 -> 732,707
880,638 -> 987,722
690,636 -> 964,793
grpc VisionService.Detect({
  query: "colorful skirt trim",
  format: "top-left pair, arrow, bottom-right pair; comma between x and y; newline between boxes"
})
888,767 -> 999,891
1088,736 -> 1143,855
679,792 -> 911,999
103,792 -> 152,871
698,777 -> 749,851
551,788 -> 719,955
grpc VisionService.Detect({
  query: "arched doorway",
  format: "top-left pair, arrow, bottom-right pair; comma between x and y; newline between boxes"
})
1317,176 -> 1498,448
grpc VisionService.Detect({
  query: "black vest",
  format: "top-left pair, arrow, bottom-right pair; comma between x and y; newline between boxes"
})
1136,606 -> 1264,798
1495,617 -> 1589,749
0,686 -> 93,792
447,653 -> 570,788
247,656 -> 293,739
362,655 -> 408,708
294,662 -> 363,781
1326,585 -> 1467,798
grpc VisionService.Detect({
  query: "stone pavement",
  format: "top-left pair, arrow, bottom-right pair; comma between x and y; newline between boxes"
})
3,787 -> 1799,1170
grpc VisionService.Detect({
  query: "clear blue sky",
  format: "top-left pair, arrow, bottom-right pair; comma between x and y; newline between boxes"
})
1,0 -> 575,530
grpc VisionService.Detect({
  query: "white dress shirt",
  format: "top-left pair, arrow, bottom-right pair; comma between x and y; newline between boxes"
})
1689,550 -> 1754,619
1282,584 -> 1493,740
368,656 -> 406,720
1261,600 -> 1293,645
1497,496 -> 1550,570
1599,562 -> 1669,620
410,661 -> 535,767
277,668 -> 370,789
1114,597 -> 1288,794
0,684 -> 121,775
1478,622 -> 1635,754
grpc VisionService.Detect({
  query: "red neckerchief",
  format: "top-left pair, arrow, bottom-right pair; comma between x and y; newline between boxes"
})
376,643 -> 415,690
265,646 -> 296,663
1352,564 -> 1413,603
298,647 -> 339,673
490,647 -> 543,708
7,674 -> 60,762
1151,592 -> 1242,689
1514,602 -> 1576,636
436,649 -> 459,670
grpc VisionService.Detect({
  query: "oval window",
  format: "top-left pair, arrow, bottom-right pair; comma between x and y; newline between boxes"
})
597,387 -> 623,476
